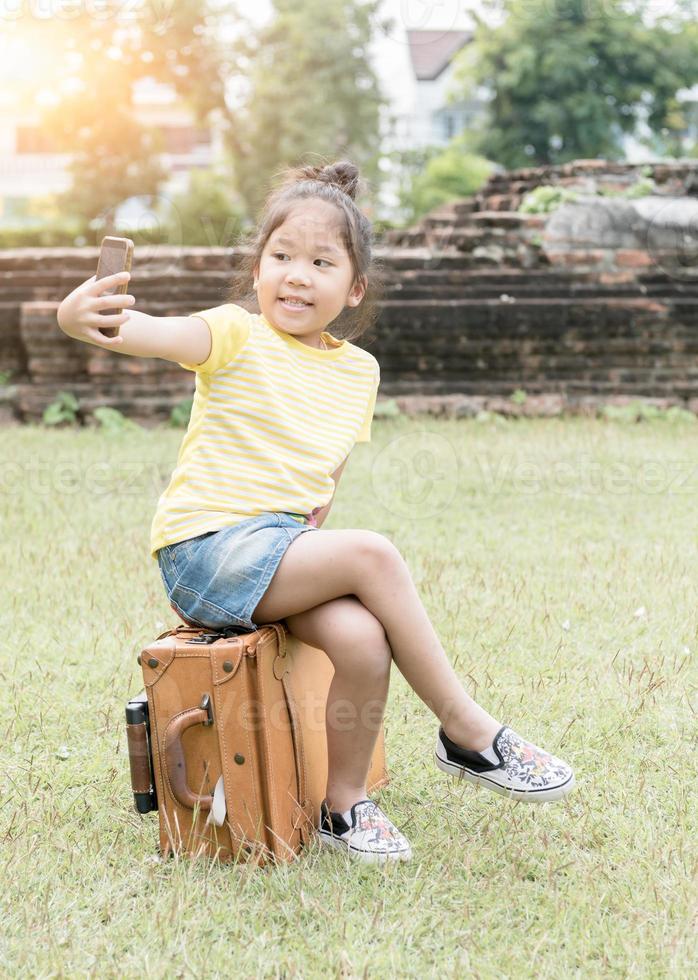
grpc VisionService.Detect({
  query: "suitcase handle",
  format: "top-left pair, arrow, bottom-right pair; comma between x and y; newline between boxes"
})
163,694 -> 215,811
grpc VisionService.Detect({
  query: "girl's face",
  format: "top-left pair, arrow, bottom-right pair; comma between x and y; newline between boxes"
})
253,199 -> 365,348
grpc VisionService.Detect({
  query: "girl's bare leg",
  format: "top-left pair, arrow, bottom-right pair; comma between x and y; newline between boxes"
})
252,529 -> 501,754
281,595 -> 392,814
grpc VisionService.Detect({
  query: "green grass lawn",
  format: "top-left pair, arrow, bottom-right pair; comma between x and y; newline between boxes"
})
1,416 -> 696,978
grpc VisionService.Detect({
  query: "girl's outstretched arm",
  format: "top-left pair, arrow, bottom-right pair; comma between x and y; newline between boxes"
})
111,310 -> 211,364
57,271 -> 211,365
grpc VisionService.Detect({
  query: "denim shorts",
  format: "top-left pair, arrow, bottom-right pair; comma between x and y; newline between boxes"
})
156,511 -> 319,633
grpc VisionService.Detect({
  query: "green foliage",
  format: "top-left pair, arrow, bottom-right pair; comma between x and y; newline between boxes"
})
388,145 -> 443,225
601,401 -> 697,424
90,408 -> 143,433
394,135 -> 494,224
664,406 -> 697,424
42,391 -> 80,427
165,169 -> 246,247
520,186 -> 580,214
601,177 -> 658,200
226,0 -> 387,219
0,222 -> 87,249
0,170 -> 245,247
510,388 -> 528,405
454,0 -> 698,168
519,175 -> 659,217
370,217 -> 402,239
170,398 -> 194,428
475,410 -> 508,425
0,370 -> 13,385
373,398 -> 401,418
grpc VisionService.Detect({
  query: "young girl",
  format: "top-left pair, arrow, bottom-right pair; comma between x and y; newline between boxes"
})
58,160 -> 575,865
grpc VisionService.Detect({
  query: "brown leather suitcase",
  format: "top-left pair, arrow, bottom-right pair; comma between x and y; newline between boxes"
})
126,621 -> 389,866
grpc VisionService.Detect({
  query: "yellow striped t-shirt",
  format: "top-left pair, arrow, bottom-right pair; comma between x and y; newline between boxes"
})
149,303 -> 380,559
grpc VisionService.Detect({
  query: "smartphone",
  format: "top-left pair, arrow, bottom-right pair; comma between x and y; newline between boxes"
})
95,236 -> 134,337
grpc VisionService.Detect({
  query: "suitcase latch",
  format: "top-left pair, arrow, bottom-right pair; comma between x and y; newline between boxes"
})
186,627 -> 249,645
199,693 -> 214,726
187,632 -> 224,645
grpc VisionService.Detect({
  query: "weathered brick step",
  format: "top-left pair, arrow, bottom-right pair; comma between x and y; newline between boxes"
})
382,378 -> 698,399
386,266 -> 631,284
427,200 -> 479,220
379,370 -> 698,401
0,247 -> 245,273
0,295 -> 234,326
382,266 -> 685,288
381,364 -> 698,385
384,281 -> 685,300
379,296 -> 697,312
482,160 -> 696,190
376,249 -> 690,272
0,269 -> 235,288
414,210 -> 546,233
381,251 -> 548,272
380,375 -> 698,398
377,299 -> 698,344
387,228 -> 545,252
378,336 -> 698,358
431,226 -> 543,244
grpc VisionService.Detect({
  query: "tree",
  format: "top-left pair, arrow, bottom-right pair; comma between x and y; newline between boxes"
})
224,0 -> 388,219
35,1 -> 230,234
452,0 -> 698,168
393,136 -> 495,224
167,169 -> 246,247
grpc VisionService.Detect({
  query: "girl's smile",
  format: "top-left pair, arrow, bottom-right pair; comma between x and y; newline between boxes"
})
279,296 -> 313,312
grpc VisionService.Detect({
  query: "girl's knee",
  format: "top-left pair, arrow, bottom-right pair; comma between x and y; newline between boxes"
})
353,529 -> 402,571
286,594 -> 386,654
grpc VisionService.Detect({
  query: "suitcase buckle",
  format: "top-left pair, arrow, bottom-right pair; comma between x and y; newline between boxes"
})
186,627 -> 250,645
187,632 -> 225,645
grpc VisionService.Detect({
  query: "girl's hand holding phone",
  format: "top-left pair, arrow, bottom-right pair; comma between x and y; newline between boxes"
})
57,271 -> 135,349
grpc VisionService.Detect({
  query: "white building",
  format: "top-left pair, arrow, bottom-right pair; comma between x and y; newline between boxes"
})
372,27 -> 487,217
0,75 -> 222,229
378,29 -> 481,152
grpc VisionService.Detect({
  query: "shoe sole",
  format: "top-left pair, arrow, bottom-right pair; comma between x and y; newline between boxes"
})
435,747 -> 576,802
318,830 -> 412,863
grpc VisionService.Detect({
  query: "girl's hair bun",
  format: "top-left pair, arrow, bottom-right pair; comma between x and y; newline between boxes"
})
289,160 -> 360,201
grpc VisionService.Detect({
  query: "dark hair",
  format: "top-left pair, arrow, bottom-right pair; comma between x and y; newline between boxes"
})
225,158 -> 384,343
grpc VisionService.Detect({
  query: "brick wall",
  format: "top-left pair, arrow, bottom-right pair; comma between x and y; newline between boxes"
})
1,159 -> 697,423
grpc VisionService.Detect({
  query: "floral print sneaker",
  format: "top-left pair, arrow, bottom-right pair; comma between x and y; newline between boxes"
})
435,725 -> 575,802
318,798 -> 413,863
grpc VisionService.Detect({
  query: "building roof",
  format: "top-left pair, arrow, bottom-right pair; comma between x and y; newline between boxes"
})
407,30 -> 472,81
